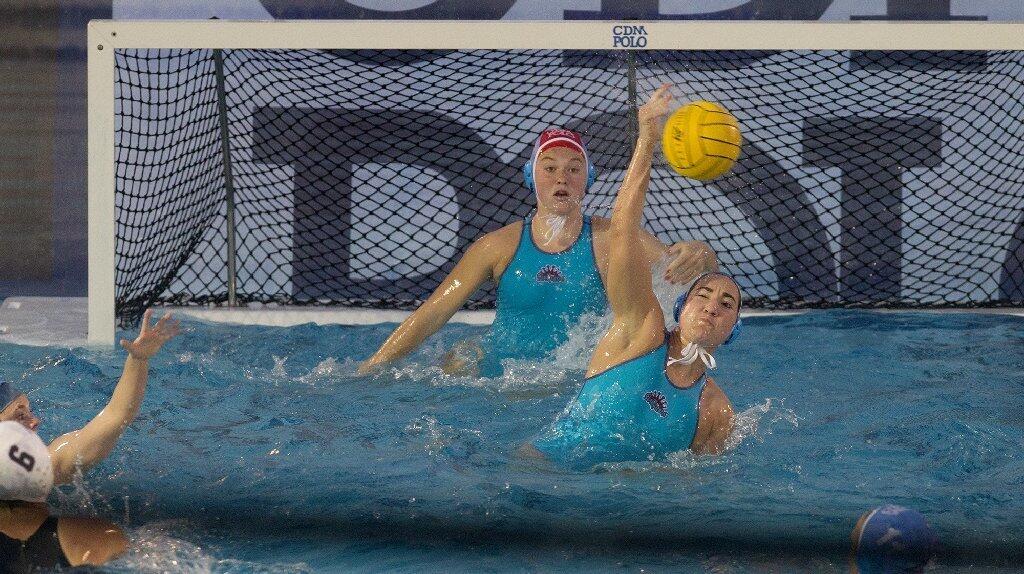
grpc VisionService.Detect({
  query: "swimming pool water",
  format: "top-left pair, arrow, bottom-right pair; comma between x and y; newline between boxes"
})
2,310 -> 1022,572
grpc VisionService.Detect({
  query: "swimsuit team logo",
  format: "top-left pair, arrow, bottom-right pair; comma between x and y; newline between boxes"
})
536,264 -> 565,283
644,391 -> 668,418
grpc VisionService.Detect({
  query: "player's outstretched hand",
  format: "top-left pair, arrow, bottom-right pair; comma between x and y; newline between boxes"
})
664,240 -> 717,284
119,309 -> 180,361
638,83 -> 674,139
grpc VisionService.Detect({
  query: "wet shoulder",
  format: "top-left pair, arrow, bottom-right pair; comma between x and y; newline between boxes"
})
0,501 -> 48,540
56,516 -> 129,566
700,378 -> 730,409
481,221 -> 525,280
477,221 -> 523,250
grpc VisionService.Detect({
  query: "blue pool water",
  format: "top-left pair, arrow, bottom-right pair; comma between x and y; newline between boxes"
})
2,310 -> 1023,572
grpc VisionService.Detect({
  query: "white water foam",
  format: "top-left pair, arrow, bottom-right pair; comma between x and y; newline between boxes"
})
405,414 -> 481,459
591,398 -> 800,472
105,520 -> 311,574
372,255 -> 680,394
50,476 -> 309,573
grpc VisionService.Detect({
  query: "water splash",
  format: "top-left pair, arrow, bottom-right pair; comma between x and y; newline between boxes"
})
353,252 -> 673,396
388,361 -> 448,385
105,520 -> 311,574
51,468 -> 122,518
549,311 -> 611,371
409,258 -> 688,395
405,415 -> 481,460
727,398 -> 800,450
294,357 -> 362,385
50,475 -> 307,574
491,359 -> 571,395
589,398 -> 800,473
269,356 -> 288,379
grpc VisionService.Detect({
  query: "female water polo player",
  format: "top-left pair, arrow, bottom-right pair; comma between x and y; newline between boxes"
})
525,84 -> 736,465
360,124 -> 717,376
1,422 -> 126,570
0,309 -> 179,568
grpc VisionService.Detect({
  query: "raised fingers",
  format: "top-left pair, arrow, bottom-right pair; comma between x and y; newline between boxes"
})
666,256 -> 696,278
157,316 -> 180,339
648,83 -> 673,108
665,251 -> 704,282
140,309 -> 153,334
153,311 -> 170,330
651,82 -> 672,100
164,318 -> 181,339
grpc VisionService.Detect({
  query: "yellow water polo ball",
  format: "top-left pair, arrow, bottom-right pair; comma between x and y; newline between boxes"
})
661,100 -> 743,181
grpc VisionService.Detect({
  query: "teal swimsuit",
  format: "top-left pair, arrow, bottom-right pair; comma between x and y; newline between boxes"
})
532,337 -> 707,468
482,217 -> 607,375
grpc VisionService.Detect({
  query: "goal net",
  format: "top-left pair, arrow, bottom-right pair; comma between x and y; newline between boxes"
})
89,21 -> 1024,342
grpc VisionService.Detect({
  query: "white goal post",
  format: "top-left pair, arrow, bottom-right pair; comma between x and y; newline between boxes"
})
87,20 -> 1024,345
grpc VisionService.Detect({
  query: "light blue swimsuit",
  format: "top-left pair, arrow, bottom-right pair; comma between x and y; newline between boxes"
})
482,217 -> 607,375
532,337 -> 707,468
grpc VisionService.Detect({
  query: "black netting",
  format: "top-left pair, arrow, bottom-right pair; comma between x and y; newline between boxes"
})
114,48 -> 1024,324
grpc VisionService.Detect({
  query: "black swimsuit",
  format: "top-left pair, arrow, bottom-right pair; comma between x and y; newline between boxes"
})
1,511 -> 70,574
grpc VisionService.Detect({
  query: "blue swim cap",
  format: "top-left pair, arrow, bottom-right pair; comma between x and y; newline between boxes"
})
0,381 -> 18,410
673,272 -> 742,345
855,505 -> 937,574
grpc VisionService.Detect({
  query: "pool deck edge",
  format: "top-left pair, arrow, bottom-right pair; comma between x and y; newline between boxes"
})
0,296 -> 1021,347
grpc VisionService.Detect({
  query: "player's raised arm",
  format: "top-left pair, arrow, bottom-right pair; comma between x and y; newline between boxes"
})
604,84 -> 674,335
48,310 -> 179,484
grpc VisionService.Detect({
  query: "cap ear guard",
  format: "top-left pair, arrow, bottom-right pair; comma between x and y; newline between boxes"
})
523,160 -> 597,191
672,291 -> 687,325
722,318 -> 742,346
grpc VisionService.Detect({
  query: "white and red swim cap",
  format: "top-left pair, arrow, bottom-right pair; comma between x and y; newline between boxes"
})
525,128 -> 594,191
532,128 -> 589,161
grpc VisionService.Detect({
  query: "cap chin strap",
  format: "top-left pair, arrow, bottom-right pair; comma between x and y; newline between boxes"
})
540,214 -> 567,246
667,342 -> 716,370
